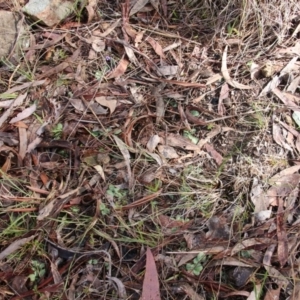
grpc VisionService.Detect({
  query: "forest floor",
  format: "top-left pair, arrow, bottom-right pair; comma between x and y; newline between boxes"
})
1,0 -> 300,299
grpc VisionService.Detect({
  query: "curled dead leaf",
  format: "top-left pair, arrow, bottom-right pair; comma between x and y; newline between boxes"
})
222,46 -> 253,90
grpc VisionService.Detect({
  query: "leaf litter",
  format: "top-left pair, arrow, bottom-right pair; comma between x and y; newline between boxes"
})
1,0 -> 300,299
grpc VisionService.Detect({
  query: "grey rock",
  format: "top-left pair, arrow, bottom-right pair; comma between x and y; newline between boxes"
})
23,0 -> 74,27
0,11 -> 29,59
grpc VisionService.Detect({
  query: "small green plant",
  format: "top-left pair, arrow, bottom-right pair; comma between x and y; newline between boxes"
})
207,123 -> 215,130
183,129 -> 199,144
106,185 -> 127,200
53,49 -> 67,62
52,123 -> 63,139
29,260 -> 46,282
147,179 -> 162,192
186,252 -> 208,276
227,19 -> 240,36
100,203 -> 110,216
95,68 -> 108,81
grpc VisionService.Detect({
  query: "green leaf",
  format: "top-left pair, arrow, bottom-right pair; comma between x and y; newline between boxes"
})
196,252 -> 207,263
193,264 -> 203,276
183,131 -> 199,144
190,110 -> 200,117
28,273 -> 36,282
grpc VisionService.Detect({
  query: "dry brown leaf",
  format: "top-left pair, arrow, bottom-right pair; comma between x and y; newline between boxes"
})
152,83 -> 165,124
165,133 -> 200,151
120,189 -> 162,210
203,143 -> 223,166
13,121 -> 28,128
197,125 -> 221,149
86,0 -> 97,23
0,132 -> 18,146
69,98 -> 86,111
206,73 -> 222,85
158,215 -> 187,229
48,259 -> 62,284
158,78 -> 205,87
270,165 -> 300,181
158,145 -> 179,159
91,37 -> 105,52
0,99 -> 14,108
185,108 -> 207,126
0,93 -> 27,128
141,248 -> 161,300
250,177 -> 269,212
287,75 -> 300,93
210,258 -> 255,268
261,57 -> 299,96
180,283 -> 205,300
280,56 -> 298,77
275,117 -> 299,137
123,23 -> 138,39
160,0 -> 167,16
146,36 -> 166,60
219,83 -> 229,101
130,86 -> 144,103
0,152 -> 14,176
296,135 -> 300,153
18,127 -> 27,160
277,198 -> 288,268
106,58 -> 129,79
38,62 -> 68,79
147,135 -> 160,152
107,277 -> 127,299
124,46 -> 139,66
272,122 -> 293,151
273,88 -> 300,111
0,146 -> 22,168
144,151 -> 163,166
0,235 -> 36,260
113,135 -> 133,188
267,167 -> 300,207
157,65 -> 178,76
94,165 -> 105,182
264,287 -> 281,300
259,75 -> 280,96
139,167 -> 162,184
130,0 -> 149,16
27,136 -> 43,153
95,96 -> 117,114
135,31 -> 144,44
276,42 -> 300,56
38,49 -> 80,79
225,291 -> 251,298
221,46 -> 253,90
263,244 -> 289,289
290,282 -> 300,300
178,103 -> 191,131
96,19 -> 121,38
206,216 -> 230,240
0,80 -> 46,99
218,83 -> 229,115
27,33 -> 67,51
250,62 -> 260,80
89,102 -> 110,115
10,103 -> 36,124
231,238 -> 274,256
11,275 -> 28,295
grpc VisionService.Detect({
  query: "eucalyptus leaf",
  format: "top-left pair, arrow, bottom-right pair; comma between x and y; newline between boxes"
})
292,111 -> 300,127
